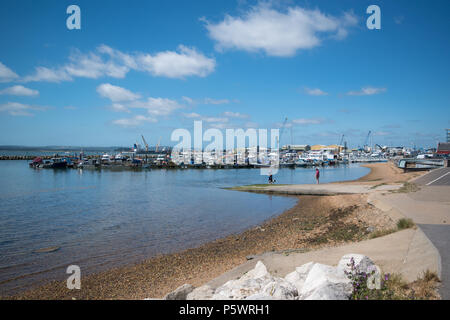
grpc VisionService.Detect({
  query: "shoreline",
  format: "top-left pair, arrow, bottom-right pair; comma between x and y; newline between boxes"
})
5,162 -> 422,299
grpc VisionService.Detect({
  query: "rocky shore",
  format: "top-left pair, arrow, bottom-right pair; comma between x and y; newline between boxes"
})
161,254 -> 379,300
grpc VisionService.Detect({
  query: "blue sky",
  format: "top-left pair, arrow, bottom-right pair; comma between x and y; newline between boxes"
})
0,0 -> 449,148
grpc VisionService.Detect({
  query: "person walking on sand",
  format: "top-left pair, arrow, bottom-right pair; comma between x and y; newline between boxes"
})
315,168 -> 320,184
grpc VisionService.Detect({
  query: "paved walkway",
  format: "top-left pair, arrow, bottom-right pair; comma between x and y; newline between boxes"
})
207,227 -> 440,289
376,174 -> 450,299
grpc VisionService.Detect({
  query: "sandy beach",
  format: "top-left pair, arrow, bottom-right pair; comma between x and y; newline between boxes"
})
6,162 -> 422,300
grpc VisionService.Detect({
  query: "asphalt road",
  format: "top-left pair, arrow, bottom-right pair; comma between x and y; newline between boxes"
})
414,167 -> 450,186
411,167 -> 450,299
418,224 -> 450,300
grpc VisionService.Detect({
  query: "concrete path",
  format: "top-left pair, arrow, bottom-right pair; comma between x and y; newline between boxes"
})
207,228 -> 440,289
375,177 -> 450,299
233,183 -> 400,195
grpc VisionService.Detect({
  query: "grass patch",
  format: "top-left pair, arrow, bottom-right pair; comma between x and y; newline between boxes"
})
369,218 -> 415,239
386,270 -> 440,300
303,206 -> 368,245
392,182 -> 420,193
369,228 -> 397,239
397,218 -> 415,230
348,267 -> 440,300
370,182 -> 387,190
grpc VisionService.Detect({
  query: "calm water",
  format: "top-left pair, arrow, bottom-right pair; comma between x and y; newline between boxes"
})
0,161 -> 369,295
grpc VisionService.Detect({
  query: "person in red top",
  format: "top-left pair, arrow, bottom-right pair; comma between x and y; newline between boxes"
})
315,168 -> 320,184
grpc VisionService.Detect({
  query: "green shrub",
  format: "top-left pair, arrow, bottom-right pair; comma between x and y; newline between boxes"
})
397,218 -> 415,230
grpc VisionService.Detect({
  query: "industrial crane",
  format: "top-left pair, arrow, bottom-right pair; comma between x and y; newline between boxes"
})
141,134 -> 149,152
363,131 -> 372,153
155,136 -> 161,152
338,134 -> 347,152
278,117 -> 288,149
338,134 -> 345,146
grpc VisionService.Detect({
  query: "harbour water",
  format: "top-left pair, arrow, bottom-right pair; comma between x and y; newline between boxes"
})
0,161 -> 369,295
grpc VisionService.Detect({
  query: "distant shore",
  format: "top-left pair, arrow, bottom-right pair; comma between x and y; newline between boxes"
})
6,162 -> 421,300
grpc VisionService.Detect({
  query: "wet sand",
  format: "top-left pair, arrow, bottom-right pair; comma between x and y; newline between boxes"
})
6,162 -> 418,300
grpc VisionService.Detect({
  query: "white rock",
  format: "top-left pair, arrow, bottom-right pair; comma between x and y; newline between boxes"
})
163,283 -> 194,300
184,254 -> 381,300
303,281 -> 352,300
241,261 -> 269,280
284,262 -> 315,293
337,254 -> 376,275
299,263 -> 352,300
186,285 -> 215,300
245,293 -> 276,300
211,261 -> 278,300
261,278 -> 298,300
213,277 -> 273,300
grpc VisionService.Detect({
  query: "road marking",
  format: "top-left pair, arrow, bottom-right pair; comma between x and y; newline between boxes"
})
426,171 -> 450,186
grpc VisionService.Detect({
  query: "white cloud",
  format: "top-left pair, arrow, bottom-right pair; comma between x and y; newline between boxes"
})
274,121 -> 293,128
98,45 -> 138,69
181,96 -> 234,105
112,115 -> 157,127
203,98 -> 230,105
65,50 -> 129,79
23,66 -> 72,83
182,96 -> 195,105
204,3 -> 357,57
209,122 -> 229,129
109,103 -> 131,113
182,112 -> 228,123
23,45 -> 216,82
0,102 -> 46,116
202,116 -> 229,123
304,87 -> 328,96
137,45 -> 215,79
373,131 -> 391,136
347,87 -> 387,96
183,112 -> 202,118
0,62 -> 19,82
0,85 -> 39,96
222,111 -> 249,118
97,83 -> 140,102
130,97 -> 183,116
292,118 -> 327,125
